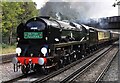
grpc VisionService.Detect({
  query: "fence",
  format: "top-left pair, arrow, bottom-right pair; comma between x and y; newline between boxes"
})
2,37 -> 16,44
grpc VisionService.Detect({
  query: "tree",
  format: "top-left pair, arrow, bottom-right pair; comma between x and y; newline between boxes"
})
2,2 -> 38,44
18,2 -> 38,23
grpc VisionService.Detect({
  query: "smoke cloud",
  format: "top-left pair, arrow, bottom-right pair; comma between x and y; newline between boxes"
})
38,0 -> 119,33
40,0 -> 118,20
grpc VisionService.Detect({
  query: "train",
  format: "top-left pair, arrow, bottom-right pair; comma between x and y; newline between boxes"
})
12,16 -> 118,74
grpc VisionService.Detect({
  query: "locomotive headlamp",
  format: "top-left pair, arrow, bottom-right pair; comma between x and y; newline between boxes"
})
38,58 -> 44,65
41,47 -> 47,56
16,47 -> 21,54
30,53 -> 33,57
38,58 -> 47,65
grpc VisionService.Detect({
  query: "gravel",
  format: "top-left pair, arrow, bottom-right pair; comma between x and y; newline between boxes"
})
0,62 -> 46,82
102,53 -> 118,81
0,62 -> 22,82
73,47 -> 118,82
45,46 -> 111,82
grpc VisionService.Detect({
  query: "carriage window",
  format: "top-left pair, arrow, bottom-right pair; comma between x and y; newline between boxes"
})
27,21 -> 45,30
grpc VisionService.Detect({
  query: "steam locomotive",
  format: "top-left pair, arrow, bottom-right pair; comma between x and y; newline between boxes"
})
12,16 -> 118,74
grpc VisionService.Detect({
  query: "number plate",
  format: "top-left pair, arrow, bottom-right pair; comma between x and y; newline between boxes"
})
24,32 -> 43,39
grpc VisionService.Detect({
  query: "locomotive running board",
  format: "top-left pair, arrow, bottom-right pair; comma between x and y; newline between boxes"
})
53,40 -> 87,48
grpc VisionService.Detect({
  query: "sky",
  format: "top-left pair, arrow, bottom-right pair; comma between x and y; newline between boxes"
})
32,0 -> 118,18
32,0 -> 49,9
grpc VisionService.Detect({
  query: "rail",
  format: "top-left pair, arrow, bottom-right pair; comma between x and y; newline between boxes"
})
31,45 -> 112,83
60,45 -> 115,83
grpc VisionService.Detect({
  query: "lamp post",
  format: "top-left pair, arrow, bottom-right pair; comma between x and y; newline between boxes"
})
113,0 -> 120,15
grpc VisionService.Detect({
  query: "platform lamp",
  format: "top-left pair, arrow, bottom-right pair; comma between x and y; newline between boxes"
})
113,0 -> 120,15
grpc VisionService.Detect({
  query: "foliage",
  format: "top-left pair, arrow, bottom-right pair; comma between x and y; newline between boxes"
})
1,43 -> 16,54
2,2 -> 38,44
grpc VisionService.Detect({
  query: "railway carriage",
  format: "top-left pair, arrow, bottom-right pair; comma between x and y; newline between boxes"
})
110,32 -> 119,42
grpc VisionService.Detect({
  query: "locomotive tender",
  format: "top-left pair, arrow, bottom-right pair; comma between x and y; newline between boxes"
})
12,16 -> 118,74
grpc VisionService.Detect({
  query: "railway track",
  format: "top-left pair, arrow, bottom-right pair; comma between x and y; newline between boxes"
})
95,50 -> 118,82
60,44 -> 118,83
3,72 -> 36,83
31,45 -> 114,83
3,43 -> 117,83
101,51 -> 118,81
0,53 -> 16,64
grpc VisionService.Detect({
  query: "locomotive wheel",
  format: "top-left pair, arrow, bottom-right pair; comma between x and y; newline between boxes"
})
70,55 -> 74,62
67,56 -> 71,64
33,64 -> 42,73
59,59 -> 64,68
77,51 -> 81,59
74,54 -> 77,61
82,55 -> 85,58
65,56 -> 70,65
42,66 -> 49,75
63,56 -> 67,65
54,62 -> 59,71
21,65 -> 29,74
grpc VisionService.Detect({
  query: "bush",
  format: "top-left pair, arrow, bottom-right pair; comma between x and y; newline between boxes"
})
1,43 -> 16,54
